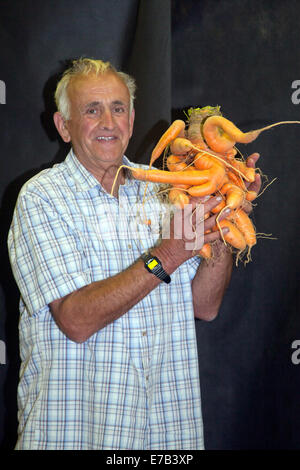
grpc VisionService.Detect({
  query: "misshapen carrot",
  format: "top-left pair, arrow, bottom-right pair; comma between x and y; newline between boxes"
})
170,137 -> 195,156
228,208 -> 256,247
150,120 -> 186,167
246,190 -> 258,202
188,153 -> 226,197
213,219 -> 246,251
131,167 -> 211,186
166,155 -> 188,172
220,182 -> 245,210
199,243 -> 212,259
227,156 -> 256,182
202,115 -> 260,153
211,198 -> 226,214
187,105 -> 221,147
202,115 -> 300,154
187,180 -> 222,198
226,169 -> 247,190
193,153 -> 226,184
168,188 -> 190,209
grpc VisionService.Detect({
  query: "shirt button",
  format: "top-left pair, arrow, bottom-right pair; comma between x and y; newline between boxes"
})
128,244 -> 132,249
142,330 -> 147,336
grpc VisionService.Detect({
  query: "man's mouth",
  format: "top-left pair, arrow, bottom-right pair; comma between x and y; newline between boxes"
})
96,136 -> 116,142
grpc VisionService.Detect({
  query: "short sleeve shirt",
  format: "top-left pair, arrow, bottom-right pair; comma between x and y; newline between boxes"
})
8,149 -> 204,450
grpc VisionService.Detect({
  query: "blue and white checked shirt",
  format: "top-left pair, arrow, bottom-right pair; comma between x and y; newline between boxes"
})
8,149 -> 204,450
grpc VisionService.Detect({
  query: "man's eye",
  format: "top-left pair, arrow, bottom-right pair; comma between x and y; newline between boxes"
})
114,107 -> 125,113
87,108 -> 97,115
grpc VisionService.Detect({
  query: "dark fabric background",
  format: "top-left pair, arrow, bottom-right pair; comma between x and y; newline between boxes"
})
0,0 -> 299,450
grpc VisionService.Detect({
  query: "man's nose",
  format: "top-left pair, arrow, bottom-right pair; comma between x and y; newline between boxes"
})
100,109 -> 114,129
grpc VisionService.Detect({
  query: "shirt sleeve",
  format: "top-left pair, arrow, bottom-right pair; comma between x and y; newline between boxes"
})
184,254 -> 202,280
8,190 -> 91,316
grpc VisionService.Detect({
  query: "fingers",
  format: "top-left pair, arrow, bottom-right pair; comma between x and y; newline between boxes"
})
247,172 -> 262,193
204,227 -> 229,245
190,195 -> 223,213
246,152 -> 260,168
245,153 -> 261,191
241,199 -> 253,214
203,206 -> 230,232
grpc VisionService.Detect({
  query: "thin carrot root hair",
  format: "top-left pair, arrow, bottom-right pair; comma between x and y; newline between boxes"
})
110,164 -> 132,196
252,120 -> 300,136
254,177 -> 277,199
255,233 -> 277,240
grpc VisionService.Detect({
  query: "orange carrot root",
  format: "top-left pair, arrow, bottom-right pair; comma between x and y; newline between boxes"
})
199,243 -> 212,259
202,115 -> 300,154
168,188 -> 190,209
131,167 -> 210,186
166,155 -> 188,172
170,137 -> 195,156
228,208 -> 257,247
213,219 -> 247,251
150,120 -> 186,167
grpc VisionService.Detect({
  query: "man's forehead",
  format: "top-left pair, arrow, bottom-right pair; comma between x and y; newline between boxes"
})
69,72 -> 129,100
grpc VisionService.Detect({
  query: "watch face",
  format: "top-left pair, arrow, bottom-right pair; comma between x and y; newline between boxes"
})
148,258 -> 158,270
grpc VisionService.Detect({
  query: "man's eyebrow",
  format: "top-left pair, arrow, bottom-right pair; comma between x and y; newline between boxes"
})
84,101 -> 100,108
83,100 -> 127,109
112,100 -> 126,106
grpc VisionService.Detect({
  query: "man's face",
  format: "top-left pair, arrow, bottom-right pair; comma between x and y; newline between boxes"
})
58,71 -> 135,173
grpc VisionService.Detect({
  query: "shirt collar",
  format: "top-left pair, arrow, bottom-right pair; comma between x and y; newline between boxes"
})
65,148 -> 140,194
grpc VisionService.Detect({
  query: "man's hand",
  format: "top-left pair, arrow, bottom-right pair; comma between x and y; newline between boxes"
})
156,195 -> 230,270
242,152 -> 262,214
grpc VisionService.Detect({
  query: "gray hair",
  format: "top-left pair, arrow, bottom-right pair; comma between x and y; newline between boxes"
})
54,58 -> 136,120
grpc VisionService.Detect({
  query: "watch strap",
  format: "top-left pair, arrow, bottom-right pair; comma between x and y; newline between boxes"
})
141,253 -> 171,284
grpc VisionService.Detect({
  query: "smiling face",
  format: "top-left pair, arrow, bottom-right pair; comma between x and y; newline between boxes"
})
54,71 -> 135,180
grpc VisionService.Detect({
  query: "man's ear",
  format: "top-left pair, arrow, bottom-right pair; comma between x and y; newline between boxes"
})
53,112 -> 71,143
129,108 -> 135,138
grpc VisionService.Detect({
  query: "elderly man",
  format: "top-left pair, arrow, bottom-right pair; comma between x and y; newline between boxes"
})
8,58 -> 260,450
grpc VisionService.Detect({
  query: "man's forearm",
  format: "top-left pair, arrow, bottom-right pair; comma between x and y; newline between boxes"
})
192,241 -> 233,321
50,195 -> 232,342
50,244 -> 181,343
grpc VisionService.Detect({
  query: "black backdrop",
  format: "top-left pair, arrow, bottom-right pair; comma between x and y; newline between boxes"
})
1,0 -> 300,450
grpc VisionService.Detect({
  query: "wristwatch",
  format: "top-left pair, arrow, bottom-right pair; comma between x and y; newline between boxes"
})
141,252 -> 171,284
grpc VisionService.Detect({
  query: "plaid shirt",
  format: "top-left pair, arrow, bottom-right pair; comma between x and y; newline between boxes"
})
8,149 -> 204,450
